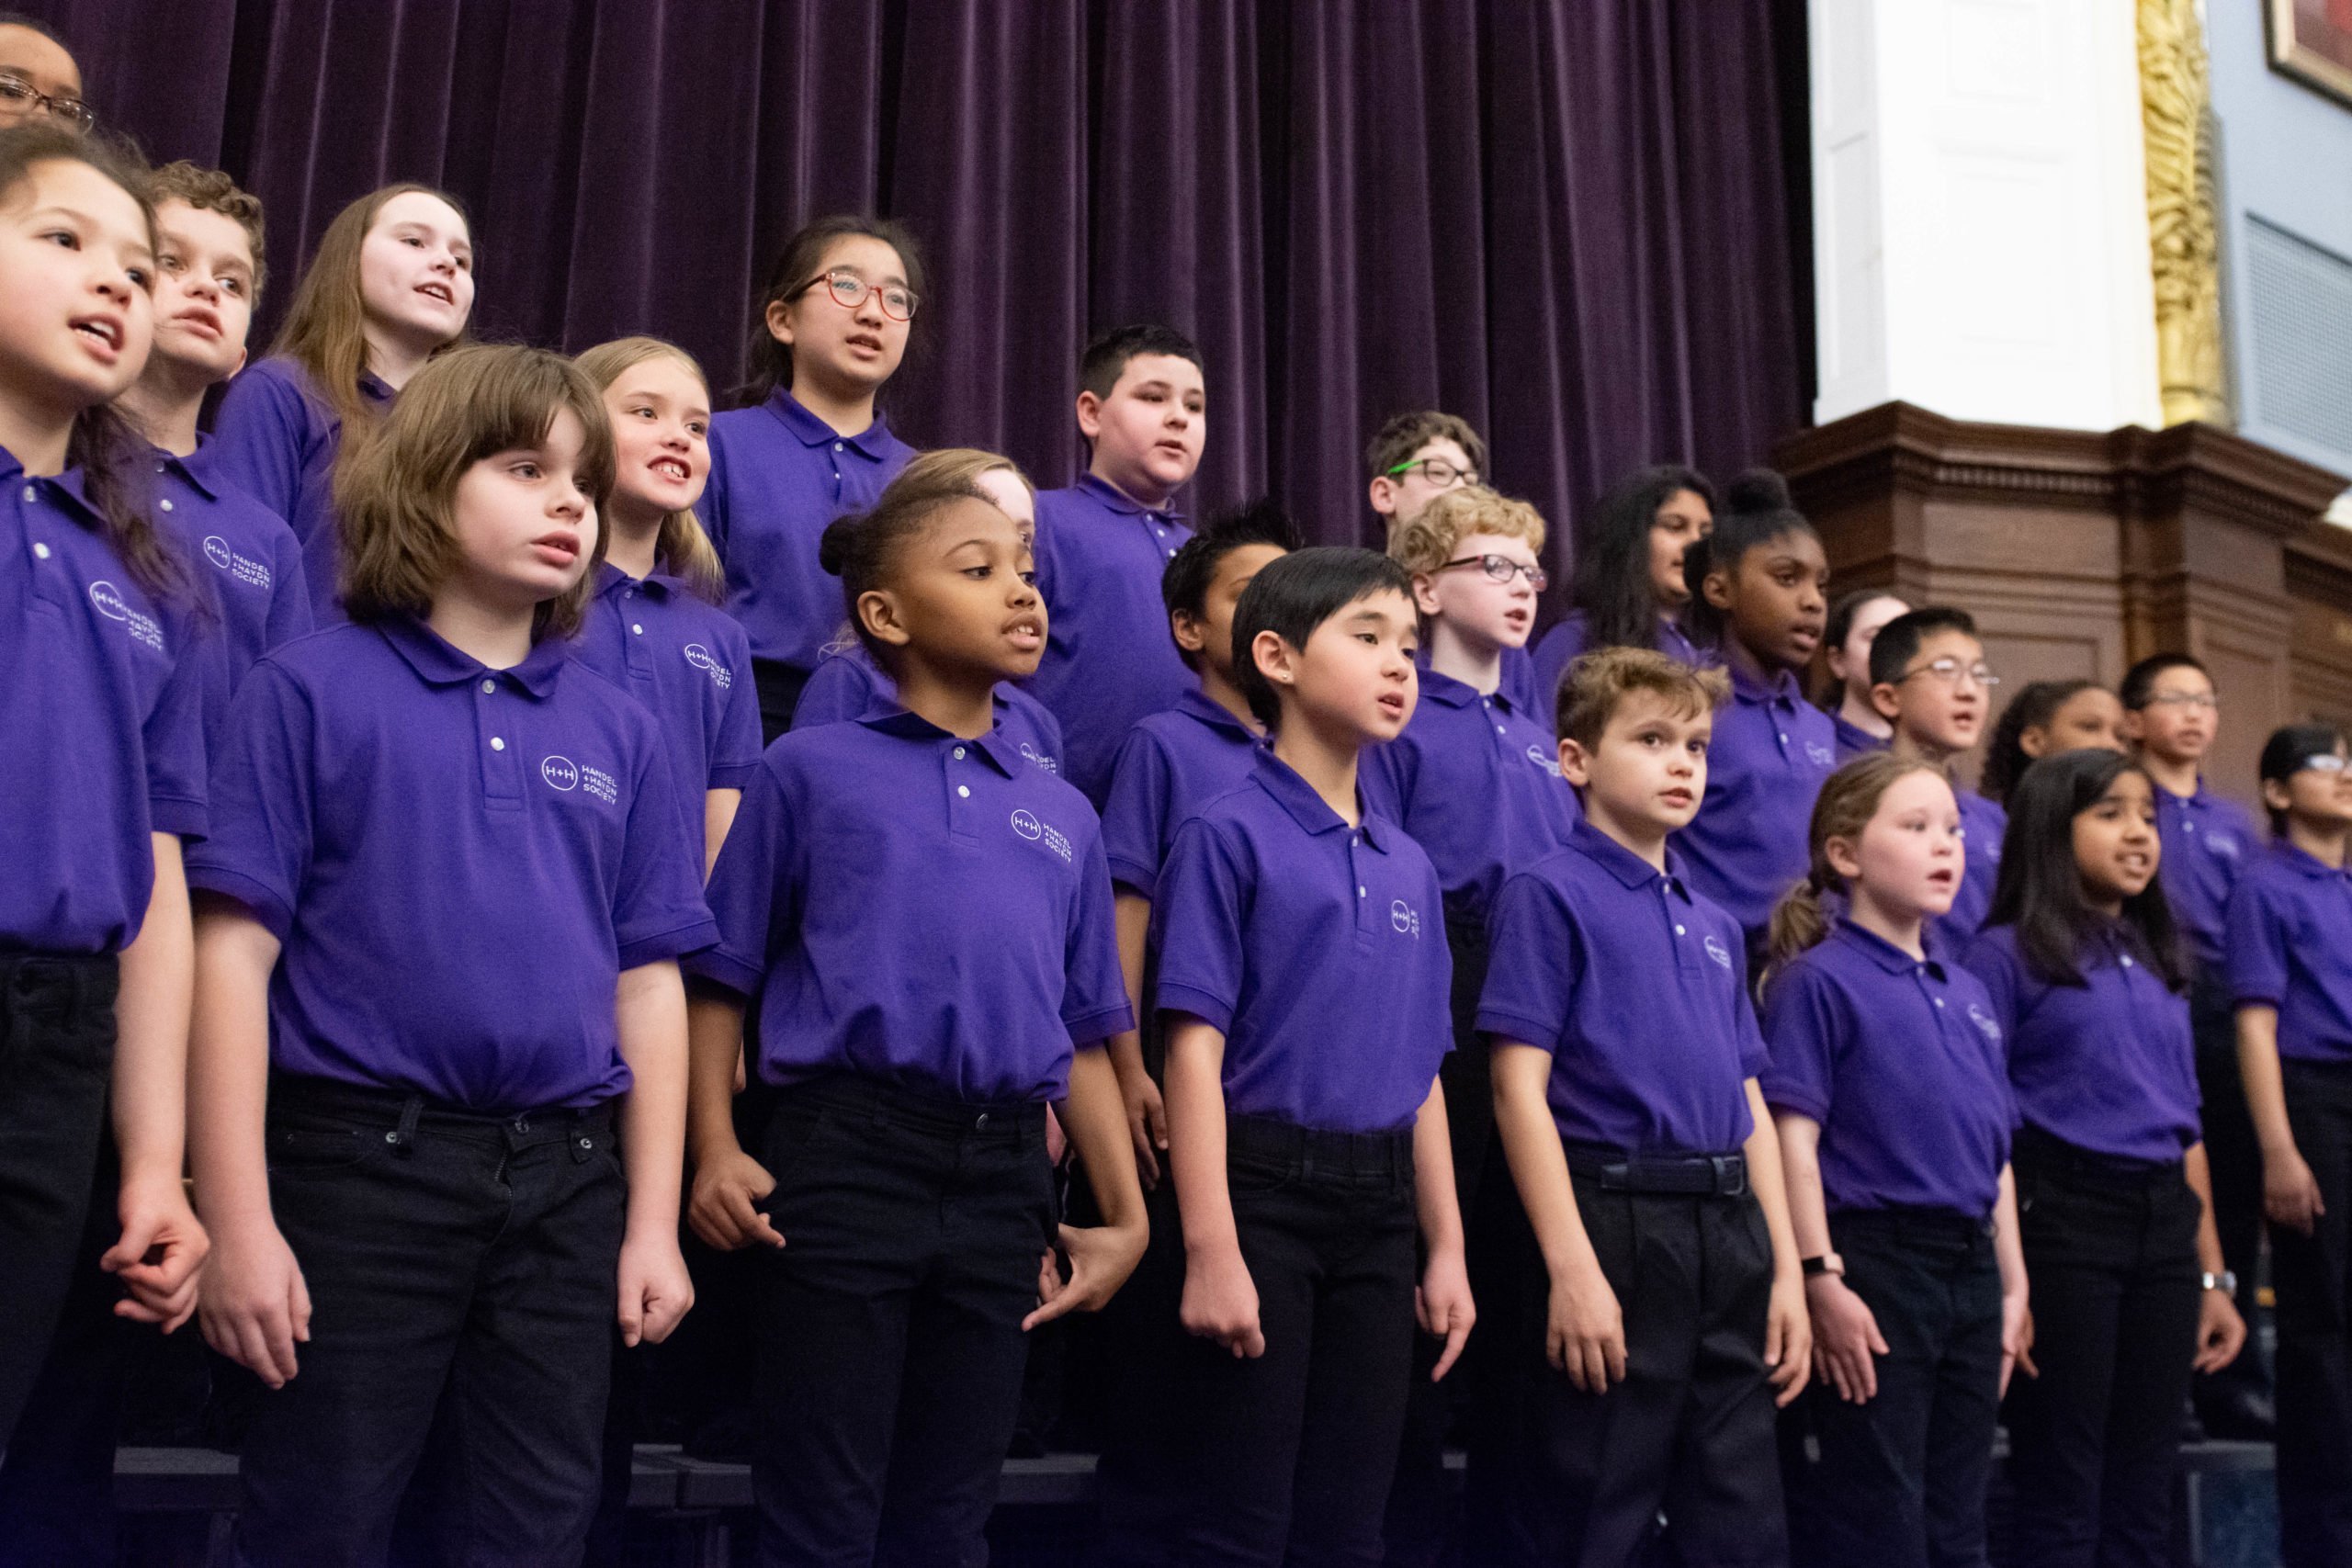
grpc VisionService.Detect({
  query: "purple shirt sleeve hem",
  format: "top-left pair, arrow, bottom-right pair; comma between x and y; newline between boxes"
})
707,762 -> 760,790
682,949 -> 763,998
2231,989 -> 2286,1010
1154,984 -> 1236,1037
184,865 -> 294,942
1065,1003 -> 1137,1047
1758,1082 -> 1829,1122
1475,1010 -> 1560,1055
617,919 -> 721,971
151,796 -> 209,840
1106,857 -> 1159,898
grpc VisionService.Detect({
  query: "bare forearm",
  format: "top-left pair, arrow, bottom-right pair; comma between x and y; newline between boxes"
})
1412,1077 -> 1464,1257
685,990 -> 749,1166
187,902 -> 281,1227
701,789 -> 741,881
114,835 -> 194,1190
1491,1044 -> 1596,1276
1061,1047 -> 1146,1231
1994,1167 -> 2028,1298
1742,1082 -> 1802,1280
615,962 -> 688,1240
1164,1021 -> 1237,1257
2185,1144 -> 2226,1276
2236,1007 -> 2296,1155
1772,1113 -> 1832,1260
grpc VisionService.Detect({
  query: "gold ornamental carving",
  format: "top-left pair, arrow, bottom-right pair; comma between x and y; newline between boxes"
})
2139,0 -> 2231,428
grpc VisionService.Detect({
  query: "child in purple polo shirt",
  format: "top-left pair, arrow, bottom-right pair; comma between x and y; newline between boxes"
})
701,216 -> 921,740
209,182 -> 473,624
793,449 -> 1066,774
1982,678 -> 2126,808
574,337 -> 760,875
187,346 -> 713,1568
0,121 -> 210,1454
1866,607 -> 2009,955
115,163 -> 309,750
1476,647 -> 1808,1568
1820,588 -> 1906,761
1760,754 -> 2029,1567
1027,323 -> 1206,807
2230,722 -> 2352,1564
683,468 -> 1146,1568
1150,547 -> 1472,1565
1964,748 -> 2244,1568
1528,464 -> 1718,728
1673,469 -> 1837,964
1363,411 -> 1507,708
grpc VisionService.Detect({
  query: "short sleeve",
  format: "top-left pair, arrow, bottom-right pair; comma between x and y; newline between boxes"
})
1758,962 -> 1839,1121
143,608 -> 211,840
1476,870 -> 1583,1054
183,660 -> 313,936
686,754 -> 801,998
1149,818 -> 1250,1034
1061,828 -> 1137,1047
610,728 -> 718,969
265,528 -> 314,653
209,366 -> 312,526
707,617 -> 763,788
1962,931 -> 2025,1039
1100,727 -> 1174,897
2226,874 -> 2290,1010
788,653 -> 877,730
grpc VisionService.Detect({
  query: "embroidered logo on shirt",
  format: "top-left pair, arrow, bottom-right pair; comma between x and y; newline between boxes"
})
1967,1003 -> 2003,1043
542,753 -> 618,805
1017,741 -> 1061,775
87,580 -> 163,651
200,535 -> 272,592
1010,808 -> 1070,862
1391,899 -> 1422,938
1703,933 -> 1734,970
542,755 -> 579,791
1804,741 -> 1836,768
1526,744 -> 1562,777
2207,831 -> 2240,860
681,643 -> 732,691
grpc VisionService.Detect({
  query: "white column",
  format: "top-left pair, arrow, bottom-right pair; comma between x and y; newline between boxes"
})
1809,0 -> 2164,432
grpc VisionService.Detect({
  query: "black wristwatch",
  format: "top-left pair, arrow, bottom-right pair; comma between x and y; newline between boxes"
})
1801,1254 -> 1844,1279
2200,1270 -> 2236,1295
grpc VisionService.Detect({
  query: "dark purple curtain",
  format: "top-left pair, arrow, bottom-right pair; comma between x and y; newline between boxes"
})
38,0 -> 1807,599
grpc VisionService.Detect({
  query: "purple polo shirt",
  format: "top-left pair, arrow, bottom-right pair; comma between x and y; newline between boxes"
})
1832,711 -> 1889,762
574,565 -> 764,862
1528,612 -> 1713,736
791,644 -> 1067,779
1964,923 -> 2199,1164
207,356 -> 394,625
1026,473 -> 1195,807
1674,662 -> 1839,948
1099,688 -> 1263,899
1760,922 -> 2014,1217
2156,780 -> 2259,974
1151,751 -> 1452,1134
1478,820 -> 1768,1155
153,442 -> 311,753
0,452 -> 209,953
700,389 -> 913,672
2227,842 -> 2352,1065
1361,670 -> 1579,925
690,708 -> 1132,1103
1931,786 -> 2007,957
187,618 -> 717,1111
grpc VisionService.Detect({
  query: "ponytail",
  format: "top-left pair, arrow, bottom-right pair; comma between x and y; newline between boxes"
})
1763,751 -> 1948,987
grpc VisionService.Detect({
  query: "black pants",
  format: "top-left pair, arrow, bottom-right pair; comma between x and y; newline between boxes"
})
1162,1113 -> 1420,1567
1470,1162 -> 1785,1568
1094,1169 -> 1190,1567
749,1074 -> 1054,1568
235,1077 -> 625,1568
2189,975 -> 2267,1403
1781,1210 -> 2002,1568
2004,1128 -> 2201,1568
2273,1061 -> 2352,1565
0,951 -> 118,1452
1385,912 -> 1496,1568
752,657 -> 810,745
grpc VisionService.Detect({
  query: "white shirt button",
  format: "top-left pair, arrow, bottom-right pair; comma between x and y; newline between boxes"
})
20,485 -> 33,502
954,747 -> 966,759
2121,954 -> 2134,967
1675,924 -> 1686,935
1779,732 -> 1789,743
957,785 -> 970,798
1934,997 -> 1945,1008
481,679 -> 495,694
1496,725 -> 1507,736
159,498 -> 174,512
631,624 -> 643,635
1358,886 -> 1367,897
490,737 -> 505,751
834,442 -> 844,451
31,541 -> 49,558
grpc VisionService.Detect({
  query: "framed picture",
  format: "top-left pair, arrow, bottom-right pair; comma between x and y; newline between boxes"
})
2271,0 -> 2352,107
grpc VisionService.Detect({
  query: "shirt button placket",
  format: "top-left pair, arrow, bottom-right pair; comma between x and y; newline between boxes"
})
479,678 -> 522,804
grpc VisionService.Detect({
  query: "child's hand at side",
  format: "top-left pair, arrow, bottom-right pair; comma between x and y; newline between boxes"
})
1766,1268 -> 1812,1406
1023,1215 -> 1148,1331
1417,1246 -> 1475,1381
198,1215 -> 311,1389
1182,1246 -> 1265,1358
1547,1254 -> 1625,1392
106,1173 -> 210,1332
617,1228 -> 695,1347
688,1146 -> 784,1252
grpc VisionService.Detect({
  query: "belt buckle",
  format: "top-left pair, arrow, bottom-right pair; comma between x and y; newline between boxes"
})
1712,1155 -> 1746,1198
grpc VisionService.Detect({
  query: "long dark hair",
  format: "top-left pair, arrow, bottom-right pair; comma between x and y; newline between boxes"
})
736,214 -> 925,407
1984,748 -> 2187,991
1572,465 -> 1714,653
1981,679 -> 2096,807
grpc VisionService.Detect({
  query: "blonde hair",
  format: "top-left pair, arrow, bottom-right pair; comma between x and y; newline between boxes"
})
1556,645 -> 1727,752
573,336 -> 724,602
1765,752 -> 1948,975
1385,485 -> 1545,577
817,447 -> 1033,656
336,344 -> 615,641
272,183 -> 470,437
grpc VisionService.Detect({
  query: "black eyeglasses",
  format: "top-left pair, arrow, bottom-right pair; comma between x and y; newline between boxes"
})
0,74 -> 92,133
1438,554 -> 1546,591
797,267 -> 918,322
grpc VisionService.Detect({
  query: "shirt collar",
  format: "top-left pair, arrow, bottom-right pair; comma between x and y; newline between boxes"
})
2276,840 -> 2352,881
854,703 -> 1024,778
150,441 -> 221,502
1248,750 -> 1391,848
1729,660 -> 1802,706
595,562 -> 674,602
357,369 -> 396,407
1416,668 -> 1484,710
1175,685 -> 1260,743
1830,918 -> 1944,979
1073,470 -> 1183,525
1569,817 -> 1690,897
377,615 -> 570,698
0,447 -> 109,533
763,388 -> 895,459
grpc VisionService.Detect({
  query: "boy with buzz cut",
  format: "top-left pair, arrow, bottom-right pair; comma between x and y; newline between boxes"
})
1368,485 -> 1579,1566
1476,647 -> 1808,1568
2123,651 -> 2270,1438
1867,607 -> 2005,955
1028,323 -> 1208,807
1152,547 -> 1475,1565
